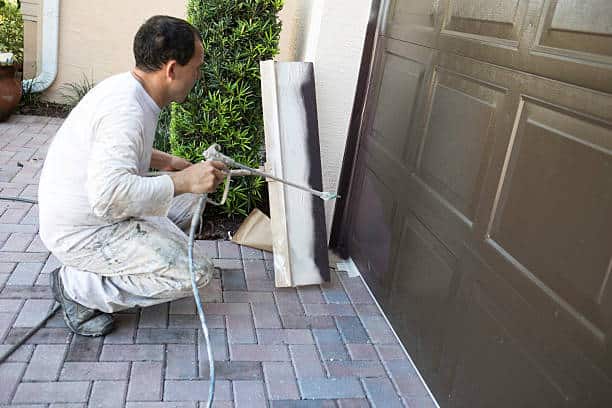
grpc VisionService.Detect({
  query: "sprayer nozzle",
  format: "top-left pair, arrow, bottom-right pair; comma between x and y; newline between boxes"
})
320,192 -> 339,201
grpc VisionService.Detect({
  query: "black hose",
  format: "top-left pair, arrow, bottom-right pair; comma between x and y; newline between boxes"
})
0,303 -> 61,364
0,196 -> 58,364
0,196 -> 38,204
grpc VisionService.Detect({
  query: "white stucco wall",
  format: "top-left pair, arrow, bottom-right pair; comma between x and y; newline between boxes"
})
42,0 -> 312,102
280,0 -> 372,235
316,1 -> 371,235
42,0 -> 186,102
277,0 -> 313,62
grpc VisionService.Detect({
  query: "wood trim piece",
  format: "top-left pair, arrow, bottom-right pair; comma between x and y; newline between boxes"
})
260,61 -> 330,287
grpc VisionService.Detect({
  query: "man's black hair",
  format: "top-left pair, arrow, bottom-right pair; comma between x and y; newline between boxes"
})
133,15 -> 202,72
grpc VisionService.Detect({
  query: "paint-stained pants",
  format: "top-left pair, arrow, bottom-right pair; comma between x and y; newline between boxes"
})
56,194 -> 213,313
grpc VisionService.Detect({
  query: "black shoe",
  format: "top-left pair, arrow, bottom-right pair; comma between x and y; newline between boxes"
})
49,267 -> 114,337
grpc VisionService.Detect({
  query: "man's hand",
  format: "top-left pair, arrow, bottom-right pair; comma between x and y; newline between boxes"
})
170,160 -> 227,195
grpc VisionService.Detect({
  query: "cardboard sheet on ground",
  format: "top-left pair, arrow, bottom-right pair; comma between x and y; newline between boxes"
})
231,208 -> 273,252
260,61 -> 330,287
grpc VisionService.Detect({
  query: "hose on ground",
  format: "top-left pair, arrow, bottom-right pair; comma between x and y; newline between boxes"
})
0,302 -> 61,364
188,194 -> 215,407
0,196 -> 62,365
0,194 -> 217,407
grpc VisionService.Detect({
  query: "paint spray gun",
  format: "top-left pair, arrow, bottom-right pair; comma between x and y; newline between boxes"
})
202,143 -> 339,204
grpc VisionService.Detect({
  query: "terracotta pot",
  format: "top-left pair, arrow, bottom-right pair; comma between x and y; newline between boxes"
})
0,64 -> 22,122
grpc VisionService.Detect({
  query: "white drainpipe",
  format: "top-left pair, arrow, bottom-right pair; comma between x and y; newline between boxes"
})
22,0 -> 60,93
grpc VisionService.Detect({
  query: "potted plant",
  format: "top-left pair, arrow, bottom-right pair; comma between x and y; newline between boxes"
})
0,0 -> 23,121
0,52 -> 21,121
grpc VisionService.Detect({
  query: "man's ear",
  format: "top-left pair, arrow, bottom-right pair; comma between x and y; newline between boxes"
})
165,60 -> 177,81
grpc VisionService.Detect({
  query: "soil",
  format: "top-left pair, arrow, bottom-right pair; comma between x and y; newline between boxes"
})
198,201 -> 270,240
197,212 -> 245,240
15,100 -> 70,118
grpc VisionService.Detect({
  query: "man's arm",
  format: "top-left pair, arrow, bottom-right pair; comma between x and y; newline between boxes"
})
87,113 -> 228,221
88,115 -> 176,220
151,149 -> 227,195
150,149 -> 192,171
170,161 -> 227,195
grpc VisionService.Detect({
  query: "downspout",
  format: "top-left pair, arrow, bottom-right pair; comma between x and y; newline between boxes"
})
22,0 -> 60,93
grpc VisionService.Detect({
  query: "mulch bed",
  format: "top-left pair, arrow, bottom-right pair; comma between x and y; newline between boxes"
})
198,212 -> 244,240
15,100 -> 70,118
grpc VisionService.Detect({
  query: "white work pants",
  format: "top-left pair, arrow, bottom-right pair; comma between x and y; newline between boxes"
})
54,194 -> 213,313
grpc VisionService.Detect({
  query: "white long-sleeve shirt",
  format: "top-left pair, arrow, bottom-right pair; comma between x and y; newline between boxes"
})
39,72 -> 175,253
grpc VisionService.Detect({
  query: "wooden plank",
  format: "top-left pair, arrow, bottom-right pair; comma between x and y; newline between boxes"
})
260,61 -> 330,287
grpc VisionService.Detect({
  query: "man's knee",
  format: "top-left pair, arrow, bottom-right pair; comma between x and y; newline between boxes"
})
194,259 -> 213,288
175,252 -> 213,291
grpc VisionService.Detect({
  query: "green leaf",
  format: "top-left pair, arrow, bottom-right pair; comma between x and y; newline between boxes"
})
0,0 -> 23,64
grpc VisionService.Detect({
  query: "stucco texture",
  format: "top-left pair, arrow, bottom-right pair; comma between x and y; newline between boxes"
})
44,0 -> 186,101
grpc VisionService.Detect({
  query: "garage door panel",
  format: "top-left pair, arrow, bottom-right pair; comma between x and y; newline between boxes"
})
389,0 -> 437,28
546,23 -> 612,51
386,211 -> 459,397
551,0 -> 612,35
361,142 -> 474,258
480,231 -> 612,376
449,287 -> 567,408
387,0 -> 442,47
487,98 -> 612,337
450,251 -> 612,407
538,0 -> 612,58
362,133 -> 480,258
444,0 -> 528,43
416,67 -> 505,224
450,0 -> 519,23
349,164 -> 397,298
527,0 -> 612,93
437,0 -> 531,77
369,52 -> 425,162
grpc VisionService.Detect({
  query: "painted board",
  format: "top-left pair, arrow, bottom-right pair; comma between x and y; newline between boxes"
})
260,60 -> 330,287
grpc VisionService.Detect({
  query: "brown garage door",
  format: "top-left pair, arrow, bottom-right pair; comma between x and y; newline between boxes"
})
333,0 -> 612,406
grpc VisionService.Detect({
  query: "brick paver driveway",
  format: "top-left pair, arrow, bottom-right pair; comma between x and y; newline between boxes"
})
0,115 -> 437,407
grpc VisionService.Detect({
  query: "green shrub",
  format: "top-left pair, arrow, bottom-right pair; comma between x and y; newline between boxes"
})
168,0 -> 283,217
0,0 -> 23,65
154,107 -> 172,153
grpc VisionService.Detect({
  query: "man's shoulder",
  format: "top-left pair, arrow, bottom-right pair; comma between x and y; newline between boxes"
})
86,73 -> 147,115
91,73 -> 140,101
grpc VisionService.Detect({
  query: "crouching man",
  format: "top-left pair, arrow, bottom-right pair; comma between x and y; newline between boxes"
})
38,15 -> 226,336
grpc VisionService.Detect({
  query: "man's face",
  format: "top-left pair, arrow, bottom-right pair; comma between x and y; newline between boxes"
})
170,39 -> 204,103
